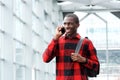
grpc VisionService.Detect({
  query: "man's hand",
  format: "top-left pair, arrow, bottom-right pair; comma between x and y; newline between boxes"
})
53,26 -> 65,40
71,53 -> 87,63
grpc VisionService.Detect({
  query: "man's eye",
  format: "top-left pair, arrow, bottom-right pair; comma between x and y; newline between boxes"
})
64,23 -> 66,25
63,22 -> 73,25
69,23 -> 73,25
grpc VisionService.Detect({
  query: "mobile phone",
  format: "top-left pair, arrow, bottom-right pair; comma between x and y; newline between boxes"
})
61,27 -> 65,34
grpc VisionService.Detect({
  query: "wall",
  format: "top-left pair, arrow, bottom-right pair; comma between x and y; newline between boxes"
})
0,0 -> 63,80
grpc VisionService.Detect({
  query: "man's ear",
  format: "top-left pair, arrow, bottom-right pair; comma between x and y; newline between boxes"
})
77,23 -> 80,28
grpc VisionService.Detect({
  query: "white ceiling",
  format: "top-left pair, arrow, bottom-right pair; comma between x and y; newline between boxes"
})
57,0 -> 120,13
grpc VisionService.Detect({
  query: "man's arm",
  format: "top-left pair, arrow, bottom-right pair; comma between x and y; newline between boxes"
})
81,40 -> 99,72
43,26 -> 64,63
42,39 -> 58,63
71,39 -> 99,71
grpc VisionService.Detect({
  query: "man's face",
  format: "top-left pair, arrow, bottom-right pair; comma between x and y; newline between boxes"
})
63,17 -> 79,36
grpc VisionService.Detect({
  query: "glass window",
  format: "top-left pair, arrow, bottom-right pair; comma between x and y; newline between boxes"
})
32,51 -> 41,80
16,65 -> 25,80
0,32 -> 2,80
0,33 -> 4,58
0,3 -> 6,30
32,51 -> 39,67
0,6 -> 2,30
13,0 -> 22,18
15,41 -> 25,64
32,16 -> 43,36
0,33 -> 1,57
32,33 -> 40,51
109,50 -> 120,64
75,11 -> 120,80
13,18 -> 22,41
35,70 -> 40,80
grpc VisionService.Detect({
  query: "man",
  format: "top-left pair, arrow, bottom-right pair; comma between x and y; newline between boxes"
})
42,14 -> 99,80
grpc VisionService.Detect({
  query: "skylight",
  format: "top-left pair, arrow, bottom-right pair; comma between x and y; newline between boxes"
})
57,1 -> 72,5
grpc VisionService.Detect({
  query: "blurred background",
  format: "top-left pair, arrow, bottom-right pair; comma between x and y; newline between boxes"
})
0,0 -> 120,80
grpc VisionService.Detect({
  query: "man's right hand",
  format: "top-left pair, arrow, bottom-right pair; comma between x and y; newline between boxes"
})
53,26 -> 65,40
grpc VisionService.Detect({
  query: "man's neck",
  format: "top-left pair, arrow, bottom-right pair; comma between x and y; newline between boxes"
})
66,32 -> 77,39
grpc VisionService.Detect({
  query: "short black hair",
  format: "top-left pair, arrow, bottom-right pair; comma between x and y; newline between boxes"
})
65,14 -> 79,23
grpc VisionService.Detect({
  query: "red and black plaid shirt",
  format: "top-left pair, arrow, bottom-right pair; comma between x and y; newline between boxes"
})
43,33 -> 99,80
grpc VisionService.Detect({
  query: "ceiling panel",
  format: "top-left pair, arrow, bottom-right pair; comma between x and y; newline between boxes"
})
57,0 -> 120,12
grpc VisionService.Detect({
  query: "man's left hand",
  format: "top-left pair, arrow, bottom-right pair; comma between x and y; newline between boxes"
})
71,53 -> 87,63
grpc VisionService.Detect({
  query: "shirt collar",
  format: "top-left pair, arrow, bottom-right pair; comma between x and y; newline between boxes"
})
64,33 -> 80,39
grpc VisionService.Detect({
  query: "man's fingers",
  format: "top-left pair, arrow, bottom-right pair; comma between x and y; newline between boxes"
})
71,53 -> 78,61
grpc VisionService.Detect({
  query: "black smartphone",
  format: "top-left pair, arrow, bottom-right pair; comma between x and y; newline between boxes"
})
61,27 -> 65,34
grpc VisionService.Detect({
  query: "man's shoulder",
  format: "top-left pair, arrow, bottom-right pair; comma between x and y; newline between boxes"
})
83,37 -> 92,43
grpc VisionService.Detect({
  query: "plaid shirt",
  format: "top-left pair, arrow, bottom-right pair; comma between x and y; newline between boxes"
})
43,33 -> 99,80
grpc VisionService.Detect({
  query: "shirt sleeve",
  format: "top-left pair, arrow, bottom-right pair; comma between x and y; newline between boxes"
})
42,39 -> 58,63
81,39 -> 100,72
